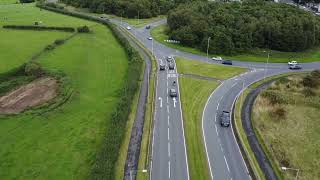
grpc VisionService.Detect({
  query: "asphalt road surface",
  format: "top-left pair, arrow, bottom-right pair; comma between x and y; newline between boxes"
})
110,19 -> 320,180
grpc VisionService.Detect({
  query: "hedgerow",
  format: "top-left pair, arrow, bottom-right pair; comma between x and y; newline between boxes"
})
3,25 -> 75,32
36,3 -> 144,179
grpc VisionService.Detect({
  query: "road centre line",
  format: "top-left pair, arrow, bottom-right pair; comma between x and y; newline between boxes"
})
168,161 -> 171,179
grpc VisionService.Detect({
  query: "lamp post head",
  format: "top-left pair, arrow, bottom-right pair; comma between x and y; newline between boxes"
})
142,169 -> 148,173
281,167 -> 287,170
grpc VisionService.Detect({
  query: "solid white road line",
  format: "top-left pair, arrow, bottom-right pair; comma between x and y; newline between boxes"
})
224,156 -> 230,173
202,82 -> 224,180
168,161 -> 171,179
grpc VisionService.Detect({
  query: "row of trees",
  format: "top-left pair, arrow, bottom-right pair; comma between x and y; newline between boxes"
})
59,0 -> 205,18
167,0 -> 320,55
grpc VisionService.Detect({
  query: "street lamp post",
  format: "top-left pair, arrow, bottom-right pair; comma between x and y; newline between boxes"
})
207,37 -> 211,61
281,167 -> 300,180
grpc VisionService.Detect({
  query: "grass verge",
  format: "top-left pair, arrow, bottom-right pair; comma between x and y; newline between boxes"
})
151,25 -> 320,63
179,77 -> 219,180
176,57 -> 247,80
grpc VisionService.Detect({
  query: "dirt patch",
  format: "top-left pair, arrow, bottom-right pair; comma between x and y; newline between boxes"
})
0,77 -> 58,114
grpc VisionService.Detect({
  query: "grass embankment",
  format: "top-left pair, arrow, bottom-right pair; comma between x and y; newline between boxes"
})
0,3 -> 95,74
176,57 -> 246,180
151,25 -> 320,63
234,72 -> 308,180
0,0 -> 18,5
0,4 -> 138,179
252,72 -> 320,180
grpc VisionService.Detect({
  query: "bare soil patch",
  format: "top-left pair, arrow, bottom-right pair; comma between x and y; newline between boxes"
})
0,77 -> 58,114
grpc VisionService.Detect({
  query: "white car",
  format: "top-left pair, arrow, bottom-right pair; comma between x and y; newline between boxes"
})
288,61 -> 298,66
212,56 -> 223,61
126,26 -> 131,30
147,37 -> 153,40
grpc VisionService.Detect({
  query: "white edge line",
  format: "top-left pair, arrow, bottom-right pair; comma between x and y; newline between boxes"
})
176,64 -> 190,180
202,82 -> 224,180
150,65 -> 160,180
224,156 -> 230,172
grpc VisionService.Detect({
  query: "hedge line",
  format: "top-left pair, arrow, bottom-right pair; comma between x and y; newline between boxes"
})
36,3 -> 144,179
3,25 -> 75,32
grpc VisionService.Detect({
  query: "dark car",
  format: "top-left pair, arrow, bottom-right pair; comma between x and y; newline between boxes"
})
289,64 -> 302,70
170,89 -> 177,97
220,111 -> 230,127
146,25 -> 151,29
159,64 -> 165,71
168,62 -> 175,70
222,60 -> 233,65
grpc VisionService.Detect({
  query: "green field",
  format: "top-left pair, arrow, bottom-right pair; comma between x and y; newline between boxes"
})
0,3 -> 95,74
0,4 -> 132,180
0,0 -> 18,5
252,73 -> 320,180
152,25 -> 320,63
176,57 -> 247,80
177,57 -> 246,180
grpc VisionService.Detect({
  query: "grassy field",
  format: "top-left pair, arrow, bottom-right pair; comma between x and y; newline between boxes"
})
0,4 -> 132,180
252,73 -> 320,180
151,25 -> 320,63
176,57 -> 246,180
0,0 -> 18,5
176,57 -> 247,80
0,3 -> 95,74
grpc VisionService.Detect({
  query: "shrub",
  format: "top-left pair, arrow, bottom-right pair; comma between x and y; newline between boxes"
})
20,0 -> 34,3
25,62 -> 43,77
271,106 -> 286,120
302,74 -> 319,88
45,44 -> 55,51
54,39 -> 65,45
303,87 -> 316,96
311,70 -> 320,79
261,91 -> 287,105
77,26 -> 90,33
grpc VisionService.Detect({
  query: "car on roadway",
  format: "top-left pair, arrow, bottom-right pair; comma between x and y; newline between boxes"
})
147,37 -> 153,40
220,111 -> 230,127
222,60 -> 233,65
288,61 -> 298,66
146,25 -> 151,29
169,89 -> 177,97
166,56 -> 174,62
159,63 -> 165,71
289,64 -> 302,70
126,26 -> 131,30
168,62 -> 175,70
212,56 -> 223,61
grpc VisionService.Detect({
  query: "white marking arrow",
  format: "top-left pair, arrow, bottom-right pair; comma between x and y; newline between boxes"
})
159,97 -> 162,108
173,97 -> 177,108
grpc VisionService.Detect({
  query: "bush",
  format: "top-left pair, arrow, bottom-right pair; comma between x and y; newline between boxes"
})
3,25 -> 75,32
271,106 -> 286,120
45,44 -> 55,51
54,39 -> 65,45
25,62 -> 43,77
261,91 -> 287,105
77,26 -> 90,33
303,87 -> 316,96
20,0 -> 34,3
302,74 -> 319,88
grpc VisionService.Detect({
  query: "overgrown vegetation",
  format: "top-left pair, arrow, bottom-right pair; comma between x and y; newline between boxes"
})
253,70 -> 320,180
167,0 -> 320,55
